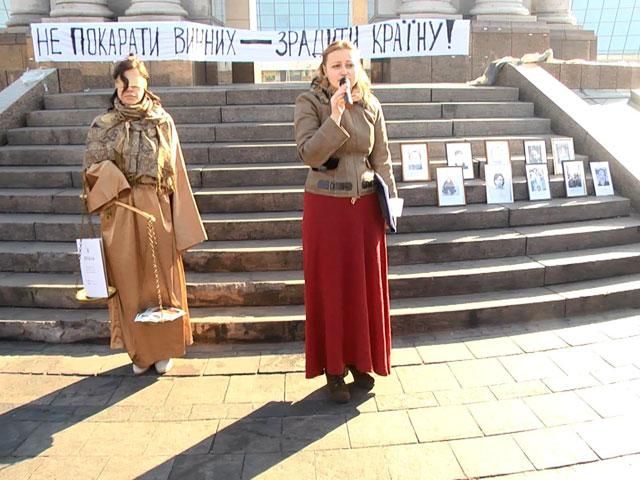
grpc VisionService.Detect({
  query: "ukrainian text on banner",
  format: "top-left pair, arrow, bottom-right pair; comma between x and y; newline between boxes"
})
31,19 -> 470,62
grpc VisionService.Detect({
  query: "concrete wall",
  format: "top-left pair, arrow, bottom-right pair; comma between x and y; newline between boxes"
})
374,23 -> 597,84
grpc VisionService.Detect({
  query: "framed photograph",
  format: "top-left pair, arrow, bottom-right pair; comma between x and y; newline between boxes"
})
551,137 -> 575,174
524,140 -> 547,165
590,161 -> 614,196
484,163 -> 514,204
436,166 -> 466,207
563,160 -> 587,197
485,140 -> 511,166
446,142 -> 474,179
525,164 -> 551,201
400,143 -> 429,181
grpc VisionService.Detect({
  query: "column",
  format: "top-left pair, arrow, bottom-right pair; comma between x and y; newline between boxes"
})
49,0 -> 114,21
7,0 -> 51,27
470,0 -> 530,16
182,0 -> 213,23
122,0 -> 187,20
532,0 -> 576,24
398,0 -> 457,16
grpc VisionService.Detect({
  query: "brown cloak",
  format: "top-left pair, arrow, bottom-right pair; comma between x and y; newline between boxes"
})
84,105 -> 206,368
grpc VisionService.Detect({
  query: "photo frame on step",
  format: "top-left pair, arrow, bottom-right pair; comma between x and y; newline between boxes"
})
485,140 -> 511,166
436,166 -> 466,207
563,160 -> 587,197
525,164 -> 551,201
400,143 -> 430,181
446,142 -> 474,179
590,161 -> 614,197
524,140 -> 547,165
551,137 -> 575,175
484,163 -> 514,204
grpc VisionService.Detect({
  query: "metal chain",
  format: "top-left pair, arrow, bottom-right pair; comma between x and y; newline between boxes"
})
146,216 -> 163,312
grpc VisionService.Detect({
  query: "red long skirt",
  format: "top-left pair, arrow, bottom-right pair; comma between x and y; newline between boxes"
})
302,191 -> 392,378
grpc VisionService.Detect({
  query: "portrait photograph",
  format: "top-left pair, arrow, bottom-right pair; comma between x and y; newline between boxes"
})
525,164 -> 551,201
436,166 -> 466,207
563,160 -> 587,197
485,140 -> 511,166
446,142 -> 474,179
590,161 -> 614,196
524,140 -> 547,165
484,163 -> 514,204
400,143 -> 429,181
551,137 -> 575,174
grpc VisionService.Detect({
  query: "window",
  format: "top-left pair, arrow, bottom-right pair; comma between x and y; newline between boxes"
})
257,0 -> 351,31
571,0 -> 640,61
0,0 -> 9,27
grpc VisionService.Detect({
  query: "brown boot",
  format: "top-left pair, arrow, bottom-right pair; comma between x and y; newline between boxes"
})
325,373 -> 351,404
348,366 -> 375,391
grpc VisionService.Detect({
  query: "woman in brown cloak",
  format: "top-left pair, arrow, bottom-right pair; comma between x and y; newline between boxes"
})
83,56 -> 206,375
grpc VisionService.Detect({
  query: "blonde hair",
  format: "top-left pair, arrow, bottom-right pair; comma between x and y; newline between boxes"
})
315,40 -> 372,104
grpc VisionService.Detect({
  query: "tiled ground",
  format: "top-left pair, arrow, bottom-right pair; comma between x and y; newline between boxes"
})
2,309 -> 640,479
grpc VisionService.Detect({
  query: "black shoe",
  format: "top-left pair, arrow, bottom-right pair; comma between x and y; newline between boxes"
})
325,373 -> 351,403
348,366 -> 375,391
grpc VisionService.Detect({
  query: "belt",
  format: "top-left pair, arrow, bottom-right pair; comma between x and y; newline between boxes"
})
317,180 -> 353,191
316,180 -> 375,191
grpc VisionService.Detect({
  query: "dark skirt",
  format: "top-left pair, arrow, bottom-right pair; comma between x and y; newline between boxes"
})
302,191 -> 392,378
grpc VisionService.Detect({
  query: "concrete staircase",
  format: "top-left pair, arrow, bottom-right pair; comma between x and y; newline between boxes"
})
1,83 -> 639,343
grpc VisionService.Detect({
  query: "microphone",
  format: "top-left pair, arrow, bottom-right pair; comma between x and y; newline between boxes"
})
339,76 -> 353,109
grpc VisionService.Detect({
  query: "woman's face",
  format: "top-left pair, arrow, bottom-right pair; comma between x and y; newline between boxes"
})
115,68 -> 147,105
324,48 -> 359,90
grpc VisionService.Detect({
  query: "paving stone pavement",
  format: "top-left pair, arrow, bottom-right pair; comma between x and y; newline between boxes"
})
2,310 -> 640,479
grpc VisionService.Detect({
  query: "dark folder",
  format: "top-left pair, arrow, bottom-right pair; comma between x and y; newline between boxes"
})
373,172 -> 397,233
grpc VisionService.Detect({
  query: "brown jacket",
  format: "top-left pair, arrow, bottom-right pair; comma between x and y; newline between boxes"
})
294,81 -> 397,199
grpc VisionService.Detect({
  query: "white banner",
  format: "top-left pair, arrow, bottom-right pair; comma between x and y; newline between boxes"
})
31,19 -> 470,63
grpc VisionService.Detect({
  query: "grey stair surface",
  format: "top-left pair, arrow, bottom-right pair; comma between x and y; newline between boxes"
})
0,83 -> 635,343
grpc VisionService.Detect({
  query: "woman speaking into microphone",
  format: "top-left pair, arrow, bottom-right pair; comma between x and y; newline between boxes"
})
294,40 -> 398,403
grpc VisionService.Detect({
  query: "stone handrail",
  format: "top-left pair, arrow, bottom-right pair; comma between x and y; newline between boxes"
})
0,68 -> 59,145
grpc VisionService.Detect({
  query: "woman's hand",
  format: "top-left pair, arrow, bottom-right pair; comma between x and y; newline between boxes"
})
351,85 -> 362,103
330,83 -> 348,124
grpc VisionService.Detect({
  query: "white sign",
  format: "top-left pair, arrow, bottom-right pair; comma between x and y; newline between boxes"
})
31,18 -> 470,63
76,238 -> 109,298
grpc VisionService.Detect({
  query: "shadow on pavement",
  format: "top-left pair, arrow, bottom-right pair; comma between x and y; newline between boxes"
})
0,341 -> 372,479
144,386 -> 373,479
0,364 -> 155,467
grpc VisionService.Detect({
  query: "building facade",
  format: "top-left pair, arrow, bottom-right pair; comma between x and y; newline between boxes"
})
0,0 -> 604,87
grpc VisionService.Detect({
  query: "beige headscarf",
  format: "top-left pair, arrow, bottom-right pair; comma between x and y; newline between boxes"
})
84,92 -> 176,193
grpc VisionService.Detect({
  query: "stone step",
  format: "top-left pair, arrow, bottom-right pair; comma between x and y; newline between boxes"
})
29,106 -> 227,126
27,102 -> 535,127
0,166 -> 83,189
198,195 -> 631,239
0,151 -> 592,189
183,217 -> 640,271
3,243 -> 640,309
2,216 -> 639,276
191,175 -> 602,213
189,273 -> 640,338
0,170 -> 608,213
0,213 -> 93,242
0,134 -> 577,167
4,273 -> 640,342
42,84 -> 520,110
185,245 -> 640,306
7,117 -> 552,146
0,196 -> 630,242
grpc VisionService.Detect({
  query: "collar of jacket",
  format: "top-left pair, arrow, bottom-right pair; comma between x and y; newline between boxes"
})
309,76 -> 333,105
